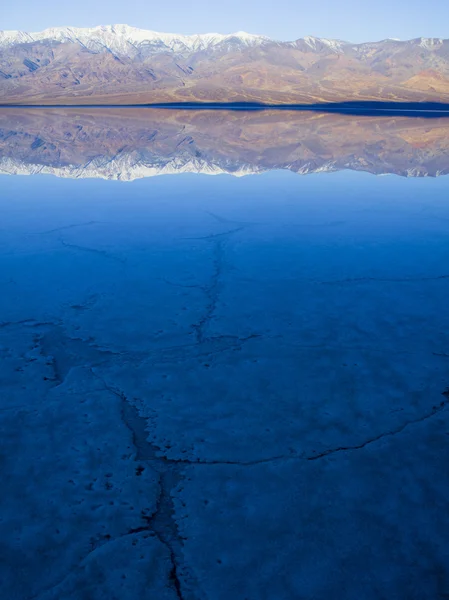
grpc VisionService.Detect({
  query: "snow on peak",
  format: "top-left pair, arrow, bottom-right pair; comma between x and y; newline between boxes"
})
2,27 -> 444,55
417,37 -> 444,49
303,36 -> 346,52
0,25 -> 270,54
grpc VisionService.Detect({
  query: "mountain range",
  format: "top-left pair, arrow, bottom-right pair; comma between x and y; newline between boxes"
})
1,25 -> 449,104
1,107 -> 448,178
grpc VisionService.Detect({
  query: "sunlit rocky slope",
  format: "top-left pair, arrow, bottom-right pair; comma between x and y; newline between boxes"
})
1,25 -> 449,104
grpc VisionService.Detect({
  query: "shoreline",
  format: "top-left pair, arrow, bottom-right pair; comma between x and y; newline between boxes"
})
1,101 -> 449,117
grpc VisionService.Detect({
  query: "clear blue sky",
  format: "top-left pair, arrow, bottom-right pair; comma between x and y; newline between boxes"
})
3,0 -> 449,43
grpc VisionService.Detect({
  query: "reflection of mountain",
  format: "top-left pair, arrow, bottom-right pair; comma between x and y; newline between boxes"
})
1,27 -> 449,104
1,108 -> 449,179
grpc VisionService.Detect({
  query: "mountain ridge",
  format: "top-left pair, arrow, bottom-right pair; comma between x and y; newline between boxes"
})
1,26 -> 449,104
0,25 -> 271,54
1,25 -> 447,50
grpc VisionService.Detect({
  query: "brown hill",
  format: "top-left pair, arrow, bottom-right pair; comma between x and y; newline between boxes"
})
1,27 -> 449,104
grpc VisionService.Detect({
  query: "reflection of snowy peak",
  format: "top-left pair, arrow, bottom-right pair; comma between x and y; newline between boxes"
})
0,25 -> 270,54
0,152 -> 443,181
0,155 -> 265,181
1,109 -> 449,181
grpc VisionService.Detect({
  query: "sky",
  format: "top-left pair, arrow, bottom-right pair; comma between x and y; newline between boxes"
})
2,0 -> 449,43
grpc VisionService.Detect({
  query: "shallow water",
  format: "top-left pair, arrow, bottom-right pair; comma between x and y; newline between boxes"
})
1,109 -> 449,600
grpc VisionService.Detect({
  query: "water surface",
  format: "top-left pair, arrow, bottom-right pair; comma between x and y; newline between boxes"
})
1,109 -> 449,600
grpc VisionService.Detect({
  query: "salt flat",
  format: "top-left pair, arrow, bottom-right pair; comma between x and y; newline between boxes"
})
1,169 -> 448,599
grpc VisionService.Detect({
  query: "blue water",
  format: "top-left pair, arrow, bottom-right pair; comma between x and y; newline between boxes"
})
1,157 -> 449,598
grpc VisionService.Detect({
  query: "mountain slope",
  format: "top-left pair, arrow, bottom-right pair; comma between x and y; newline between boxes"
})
1,26 -> 449,104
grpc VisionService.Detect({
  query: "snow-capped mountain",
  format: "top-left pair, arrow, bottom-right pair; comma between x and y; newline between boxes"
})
0,25 -> 270,55
1,26 -> 449,104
